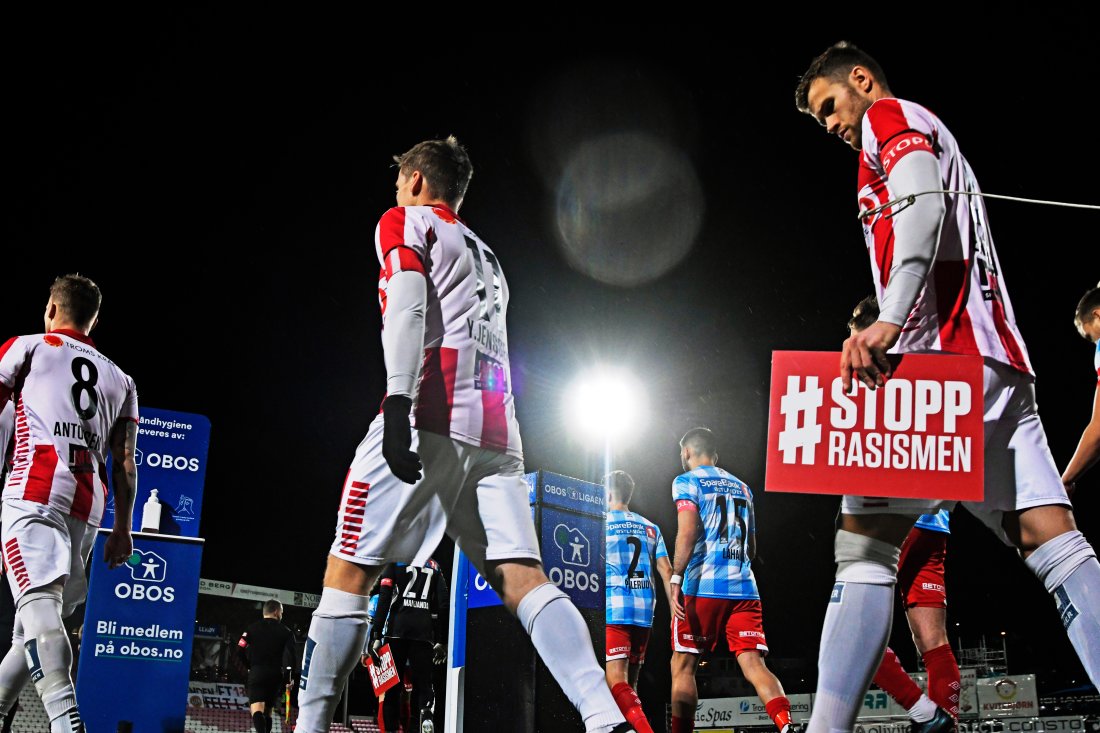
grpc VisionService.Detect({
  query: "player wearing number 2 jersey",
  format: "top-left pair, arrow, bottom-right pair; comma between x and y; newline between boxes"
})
669,428 -> 798,733
296,137 -> 634,733
604,470 -> 672,733
0,274 -> 139,733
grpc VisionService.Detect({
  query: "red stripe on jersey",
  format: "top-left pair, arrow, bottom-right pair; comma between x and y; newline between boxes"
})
3,539 -> 30,591
414,347 -> 458,436
70,464 -> 94,522
480,390 -> 508,451
676,500 -> 699,513
987,274 -> 1030,373
378,208 -> 408,258
384,246 -> 426,278
0,337 -> 16,367
23,444 -> 59,505
933,259 -> 979,355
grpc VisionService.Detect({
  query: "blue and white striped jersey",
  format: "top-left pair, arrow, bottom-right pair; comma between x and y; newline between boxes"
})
673,465 -> 759,600
914,509 -> 951,534
606,509 -> 669,627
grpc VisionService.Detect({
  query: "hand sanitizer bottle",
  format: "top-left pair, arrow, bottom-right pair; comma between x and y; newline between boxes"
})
141,489 -> 163,533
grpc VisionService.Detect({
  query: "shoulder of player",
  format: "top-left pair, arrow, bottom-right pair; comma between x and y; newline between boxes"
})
864,98 -> 939,150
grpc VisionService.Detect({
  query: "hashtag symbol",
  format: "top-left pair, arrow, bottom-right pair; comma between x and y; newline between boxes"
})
778,376 -> 823,465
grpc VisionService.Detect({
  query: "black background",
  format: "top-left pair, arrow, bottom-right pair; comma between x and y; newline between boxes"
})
4,12 -> 1099,718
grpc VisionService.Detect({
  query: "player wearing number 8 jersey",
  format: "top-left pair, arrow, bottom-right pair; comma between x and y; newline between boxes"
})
669,428 -> 798,733
297,137 -> 633,733
0,274 -> 139,733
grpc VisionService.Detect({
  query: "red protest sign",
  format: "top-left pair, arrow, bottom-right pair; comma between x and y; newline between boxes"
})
365,643 -> 400,697
765,351 -> 984,500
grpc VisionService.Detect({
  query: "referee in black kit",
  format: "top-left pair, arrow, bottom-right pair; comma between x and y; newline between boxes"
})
237,600 -> 299,733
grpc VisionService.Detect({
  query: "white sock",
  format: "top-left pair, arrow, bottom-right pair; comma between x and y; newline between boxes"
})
807,562 -> 895,733
295,587 -> 371,733
908,694 -> 937,723
516,583 -> 625,732
18,591 -> 80,729
0,618 -> 29,715
1026,530 -> 1100,687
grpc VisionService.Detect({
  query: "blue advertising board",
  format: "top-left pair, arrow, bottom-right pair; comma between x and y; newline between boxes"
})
539,506 -> 604,611
529,471 -> 606,517
102,407 -> 211,537
76,530 -> 204,732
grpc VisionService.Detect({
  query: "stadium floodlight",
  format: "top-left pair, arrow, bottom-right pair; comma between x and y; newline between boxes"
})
564,368 -> 648,446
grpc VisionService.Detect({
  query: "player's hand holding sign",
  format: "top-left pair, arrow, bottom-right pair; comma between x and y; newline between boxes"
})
841,320 -> 901,391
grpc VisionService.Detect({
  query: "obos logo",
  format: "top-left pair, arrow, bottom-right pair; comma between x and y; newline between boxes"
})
115,549 -> 176,603
134,448 -> 200,472
549,525 -> 599,592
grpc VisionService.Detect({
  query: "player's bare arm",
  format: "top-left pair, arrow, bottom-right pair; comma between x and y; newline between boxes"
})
105,416 -> 138,568
671,507 -> 701,621
1064,385 -> 1100,495
655,555 -> 675,618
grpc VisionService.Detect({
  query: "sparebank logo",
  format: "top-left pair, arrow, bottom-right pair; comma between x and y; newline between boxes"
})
127,550 -> 167,582
553,524 -> 590,567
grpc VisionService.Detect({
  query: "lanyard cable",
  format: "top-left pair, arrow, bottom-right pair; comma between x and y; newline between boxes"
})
858,190 -> 1100,221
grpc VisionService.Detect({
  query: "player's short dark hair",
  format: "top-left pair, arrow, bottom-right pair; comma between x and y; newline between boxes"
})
263,599 -> 282,616
1075,283 -> 1100,338
605,470 -> 635,504
393,135 -> 473,208
795,41 -> 890,114
680,427 -> 717,459
848,295 -> 879,333
49,274 -> 101,329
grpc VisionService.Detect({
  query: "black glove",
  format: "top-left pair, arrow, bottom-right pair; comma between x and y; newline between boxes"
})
382,395 -> 422,484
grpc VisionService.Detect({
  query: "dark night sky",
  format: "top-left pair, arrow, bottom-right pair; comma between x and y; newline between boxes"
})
4,14 -> 1099,698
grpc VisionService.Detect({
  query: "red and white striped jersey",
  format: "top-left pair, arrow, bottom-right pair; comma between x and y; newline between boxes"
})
376,204 -> 522,458
857,97 -> 1033,375
0,330 -> 139,526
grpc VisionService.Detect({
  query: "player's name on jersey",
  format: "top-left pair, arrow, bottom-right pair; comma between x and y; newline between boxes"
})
627,577 -> 651,590
467,318 -> 507,359
54,421 -> 101,450
402,599 -> 431,611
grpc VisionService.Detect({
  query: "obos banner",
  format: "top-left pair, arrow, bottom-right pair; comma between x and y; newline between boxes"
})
76,531 -> 204,732
766,352 -> 984,500
103,406 -> 211,536
540,506 -> 603,610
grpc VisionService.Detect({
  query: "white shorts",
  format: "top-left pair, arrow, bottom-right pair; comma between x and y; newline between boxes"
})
1,499 -> 95,613
842,359 -> 1068,543
329,414 -> 540,572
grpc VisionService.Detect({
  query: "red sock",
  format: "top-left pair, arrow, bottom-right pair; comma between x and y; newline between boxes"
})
672,716 -> 694,733
765,696 -> 792,732
923,643 -> 961,718
872,646 -> 923,709
611,682 -> 654,733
